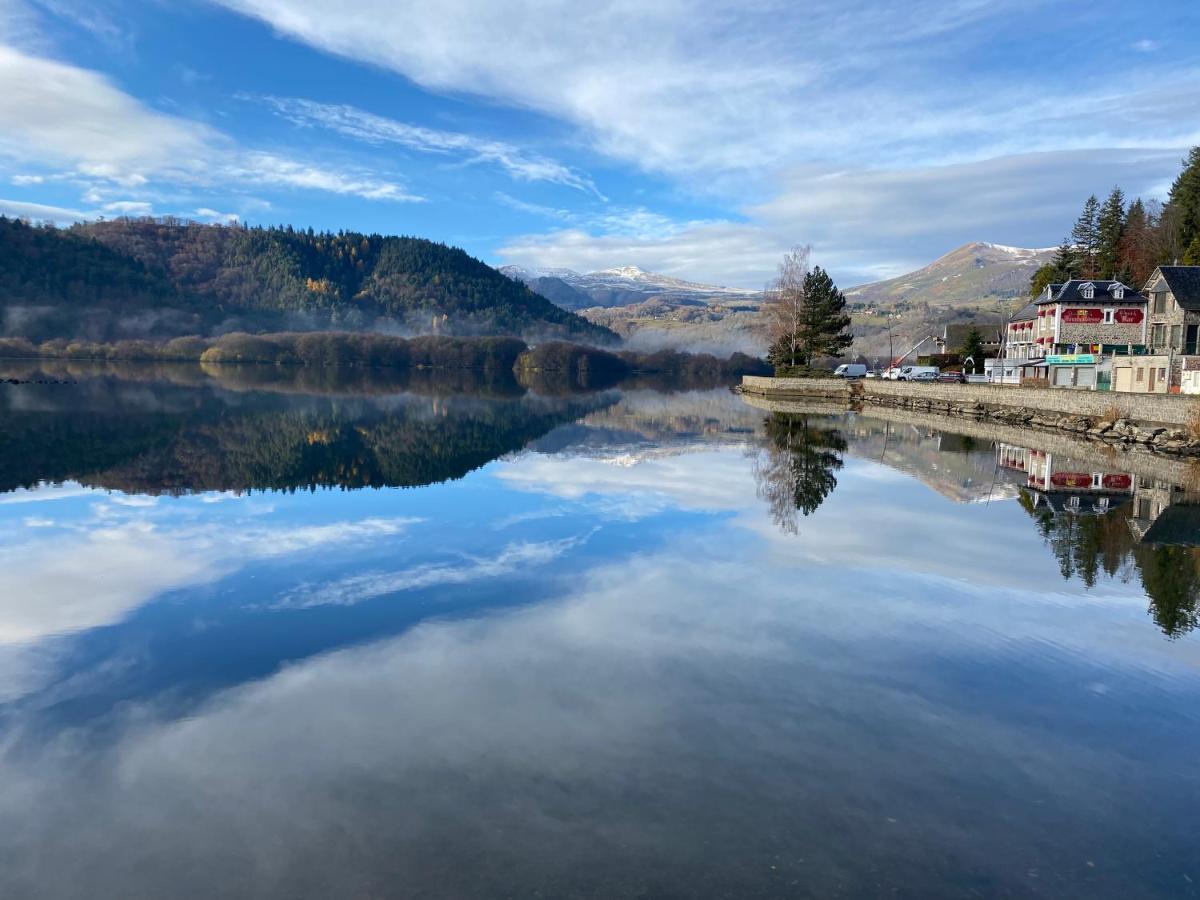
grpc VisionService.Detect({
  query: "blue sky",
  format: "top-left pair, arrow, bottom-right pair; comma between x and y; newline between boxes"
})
0,0 -> 1198,287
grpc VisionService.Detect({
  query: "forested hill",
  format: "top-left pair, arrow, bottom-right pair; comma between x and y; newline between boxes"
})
0,217 -> 615,343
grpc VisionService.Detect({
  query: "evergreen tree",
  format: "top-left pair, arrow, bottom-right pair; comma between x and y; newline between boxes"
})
1051,238 -> 1080,283
1070,195 -> 1101,278
959,326 -> 984,374
1166,146 -> 1200,257
1118,198 -> 1154,287
1029,263 -> 1058,297
798,266 -> 852,362
1185,235 -> 1200,267
1096,186 -> 1126,280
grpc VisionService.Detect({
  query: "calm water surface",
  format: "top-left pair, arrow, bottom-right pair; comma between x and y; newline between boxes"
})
1,365 -> 1198,898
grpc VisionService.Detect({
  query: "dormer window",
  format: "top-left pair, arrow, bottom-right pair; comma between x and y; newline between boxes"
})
1080,282 -> 1095,300
1111,284 -> 1125,299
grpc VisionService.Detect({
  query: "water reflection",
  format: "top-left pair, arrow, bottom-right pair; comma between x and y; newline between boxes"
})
1,370 -> 1199,898
0,365 -> 615,494
751,412 -> 846,532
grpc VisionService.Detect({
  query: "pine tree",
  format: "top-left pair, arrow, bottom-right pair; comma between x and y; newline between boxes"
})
1185,235 -> 1200,267
959,326 -> 985,374
1118,198 -> 1154,286
1096,186 -> 1126,280
1051,238 -> 1080,283
1029,263 -> 1058,297
798,266 -> 853,362
1166,146 -> 1200,257
1071,195 -> 1101,278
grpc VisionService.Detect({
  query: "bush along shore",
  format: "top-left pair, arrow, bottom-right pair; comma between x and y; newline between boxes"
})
0,333 -> 769,389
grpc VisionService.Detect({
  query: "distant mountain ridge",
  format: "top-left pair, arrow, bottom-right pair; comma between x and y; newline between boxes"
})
500,263 -> 757,309
845,241 -> 1055,310
0,217 -> 614,343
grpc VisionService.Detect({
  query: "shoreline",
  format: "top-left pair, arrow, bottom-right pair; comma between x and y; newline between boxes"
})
739,376 -> 1200,457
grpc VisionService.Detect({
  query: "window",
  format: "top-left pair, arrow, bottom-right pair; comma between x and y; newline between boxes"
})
1159,367 -> 1167,381
1151,324 -> 1166,348
1103,308 -> 1115,324
1171,325 -> 1182,349
1112,285 -> 1125,299
1081,284 -> 1095,299
1154,291 -> 1168,314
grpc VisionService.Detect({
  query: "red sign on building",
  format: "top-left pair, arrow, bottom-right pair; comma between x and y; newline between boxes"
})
1061,308 -> 1104,324
1102,474 -> 1132,490
1051,472 -> 1094,488
1115,308 -> 1143,324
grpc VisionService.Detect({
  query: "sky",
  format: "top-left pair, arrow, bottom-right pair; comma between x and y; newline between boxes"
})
0,0 -> 1198,288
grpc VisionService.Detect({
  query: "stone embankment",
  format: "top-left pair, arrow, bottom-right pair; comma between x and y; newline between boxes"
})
739,376 -> 1200,457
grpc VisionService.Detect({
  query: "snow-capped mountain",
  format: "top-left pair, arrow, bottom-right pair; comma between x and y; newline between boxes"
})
845,241 -> 1055,310
499,264 -> 757,309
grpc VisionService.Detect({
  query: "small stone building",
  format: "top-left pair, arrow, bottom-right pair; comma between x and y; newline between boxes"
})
1029,279 -> 1147,357
1144,266 -> 1200,355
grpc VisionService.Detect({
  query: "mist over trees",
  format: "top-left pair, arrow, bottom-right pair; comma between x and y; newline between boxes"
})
1029,146 -> 1200,294
0,217 -> 616,343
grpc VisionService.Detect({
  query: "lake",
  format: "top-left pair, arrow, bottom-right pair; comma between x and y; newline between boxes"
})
1,363 -> 1198,898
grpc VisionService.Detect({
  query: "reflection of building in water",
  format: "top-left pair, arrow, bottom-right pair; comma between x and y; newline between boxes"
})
997,444 -> 1133,515
839,420 -> 1022,503
1128,477 -> 1200,546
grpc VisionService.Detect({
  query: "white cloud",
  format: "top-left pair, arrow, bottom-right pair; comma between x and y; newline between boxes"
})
0,42 -> 422,204
209,0 -> 1200,178
259,96 -> 601,196
0,197 -> 89,223
0,521 -> 1188,896
499,149 -> 1187,287
102,200 -> 155,216
204,0 -> 1200,284
0,514 -> 421,645
275,532 -> 593,609
193,207 -> 241,223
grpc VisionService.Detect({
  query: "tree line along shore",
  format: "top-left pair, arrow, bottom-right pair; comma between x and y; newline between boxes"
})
0,332 -> 768,387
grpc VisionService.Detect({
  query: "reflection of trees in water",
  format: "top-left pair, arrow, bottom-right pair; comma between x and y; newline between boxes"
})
1017,489 -> 1200,639
0,376 -> 614,495
1135,546 -> 1200,638
752,413 -> 846,534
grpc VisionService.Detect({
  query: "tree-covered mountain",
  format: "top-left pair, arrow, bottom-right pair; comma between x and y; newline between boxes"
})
0,217 -> 615,343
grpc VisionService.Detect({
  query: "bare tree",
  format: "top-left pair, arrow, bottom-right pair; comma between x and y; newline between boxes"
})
759,245 -> 810,367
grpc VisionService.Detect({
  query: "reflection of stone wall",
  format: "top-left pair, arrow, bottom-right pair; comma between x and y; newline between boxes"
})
744,394 -> 1198,487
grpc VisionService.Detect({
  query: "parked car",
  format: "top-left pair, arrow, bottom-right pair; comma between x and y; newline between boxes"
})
936,371 -> 966,383
896,365 -> 939,381
833,363 -> 868,379
910,370 -> 938,382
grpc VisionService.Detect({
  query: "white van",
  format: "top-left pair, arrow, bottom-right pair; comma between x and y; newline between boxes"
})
897,365 -> 939,381
833,363 -> 867,379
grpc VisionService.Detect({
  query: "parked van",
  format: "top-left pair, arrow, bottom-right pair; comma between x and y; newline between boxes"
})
897,365 -> 939,381
833,363 -> 867,379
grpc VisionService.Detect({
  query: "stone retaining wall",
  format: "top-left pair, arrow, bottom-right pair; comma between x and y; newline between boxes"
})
739,375 -> 1200,456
